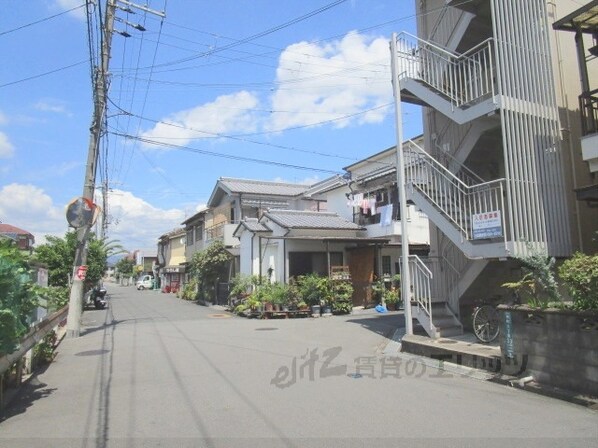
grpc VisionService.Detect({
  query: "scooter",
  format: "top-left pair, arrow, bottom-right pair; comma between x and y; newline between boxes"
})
87,285 -> 108,309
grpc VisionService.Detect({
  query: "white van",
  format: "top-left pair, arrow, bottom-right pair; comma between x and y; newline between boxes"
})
136,275 -> 153,290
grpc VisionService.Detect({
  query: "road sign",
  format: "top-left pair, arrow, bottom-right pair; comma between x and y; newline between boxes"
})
76,265 -> 88,281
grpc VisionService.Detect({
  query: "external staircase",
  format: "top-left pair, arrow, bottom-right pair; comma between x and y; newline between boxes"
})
394,31 -> 510,339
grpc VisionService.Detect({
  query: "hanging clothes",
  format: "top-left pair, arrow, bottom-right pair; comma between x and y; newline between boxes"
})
379,204 -> 393,227
368,197 -> 377,215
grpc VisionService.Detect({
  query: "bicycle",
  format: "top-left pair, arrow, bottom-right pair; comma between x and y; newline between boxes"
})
472,292 -> 520,343
472,302 -> 500,343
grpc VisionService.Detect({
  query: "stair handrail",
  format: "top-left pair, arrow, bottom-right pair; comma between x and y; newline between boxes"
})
428,3 -> 450,43
430,140 -> 486,186
396,32 -> 496,109
405,139 -> 507,241
409,254 -> 433,322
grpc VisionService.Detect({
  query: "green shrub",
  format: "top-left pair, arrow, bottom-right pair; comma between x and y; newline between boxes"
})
559,252 -> 598,310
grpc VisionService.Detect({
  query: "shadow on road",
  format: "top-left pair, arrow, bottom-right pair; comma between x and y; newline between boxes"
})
344,312 -> 405,339
0,366 -> 56,422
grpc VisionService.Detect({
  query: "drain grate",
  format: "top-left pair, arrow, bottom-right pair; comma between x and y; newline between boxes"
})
255,327 -> 278,331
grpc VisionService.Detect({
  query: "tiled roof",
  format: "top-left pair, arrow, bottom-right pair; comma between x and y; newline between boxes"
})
263,210 -> 364,230
219,177 -> 310,197
233,218 -> 271,238
0,224 -> 33,236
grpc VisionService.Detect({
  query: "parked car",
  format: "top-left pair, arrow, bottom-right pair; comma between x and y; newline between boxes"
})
136,275 -> 154,290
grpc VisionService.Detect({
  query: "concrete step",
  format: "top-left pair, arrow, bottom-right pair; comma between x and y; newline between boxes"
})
401,333 -> 501,373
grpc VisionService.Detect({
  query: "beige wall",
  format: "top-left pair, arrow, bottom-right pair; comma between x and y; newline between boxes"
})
548,0 -> 598,254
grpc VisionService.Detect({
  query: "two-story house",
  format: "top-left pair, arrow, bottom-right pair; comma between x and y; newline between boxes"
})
156,228 -> 186,292
0,223 -> 35,251
389,0 -> 598,338
233,141 -> 432,306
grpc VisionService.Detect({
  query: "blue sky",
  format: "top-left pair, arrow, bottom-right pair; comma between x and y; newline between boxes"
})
0,0 -> 422,250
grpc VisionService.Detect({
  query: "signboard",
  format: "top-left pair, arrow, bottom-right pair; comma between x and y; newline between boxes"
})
503,311 -> 514,359
471,210 -> 502,239
76,265 -> 88,281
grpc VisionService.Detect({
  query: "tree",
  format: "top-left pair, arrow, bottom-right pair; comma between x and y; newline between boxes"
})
0,239 -> 38,354
190,241 -> 232,302
115,257 -> 135,279
33,231 -> 108,289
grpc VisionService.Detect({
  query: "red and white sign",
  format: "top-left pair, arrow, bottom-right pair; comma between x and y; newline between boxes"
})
76,265 -> 88,280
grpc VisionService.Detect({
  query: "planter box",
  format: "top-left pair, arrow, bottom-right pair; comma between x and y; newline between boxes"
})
498,305 -> 598,397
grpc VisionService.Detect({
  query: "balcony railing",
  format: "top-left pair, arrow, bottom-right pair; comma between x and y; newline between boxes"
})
205,221 -> 240,246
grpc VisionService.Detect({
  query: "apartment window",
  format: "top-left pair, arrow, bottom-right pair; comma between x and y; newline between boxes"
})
186,229 -> 194,246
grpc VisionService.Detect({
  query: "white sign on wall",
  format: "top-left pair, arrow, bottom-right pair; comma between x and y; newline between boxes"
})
471,210 -> 502,239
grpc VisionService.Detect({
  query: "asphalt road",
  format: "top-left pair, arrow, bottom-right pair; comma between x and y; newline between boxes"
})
1,283 -> 596,448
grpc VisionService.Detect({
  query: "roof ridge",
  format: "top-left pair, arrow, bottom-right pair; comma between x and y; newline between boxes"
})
220,177 -> 312,187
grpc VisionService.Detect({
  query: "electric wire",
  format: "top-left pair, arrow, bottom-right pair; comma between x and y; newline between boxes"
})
134,0 -> 349,71
0,3 -> 86,36
110,130 -> 343,175
0,60 -> 89,88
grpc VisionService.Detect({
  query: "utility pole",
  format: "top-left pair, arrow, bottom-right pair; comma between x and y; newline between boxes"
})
66,0 -> 117,338
390,33 -> 413,336
66,0 -> 165,338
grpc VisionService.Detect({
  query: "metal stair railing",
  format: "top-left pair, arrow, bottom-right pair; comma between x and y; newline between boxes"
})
404,140 -> 506,242
429,4 -> 466,48
409,254 -> 433,323
396,32 -> 496,110
430,140 -> 485,186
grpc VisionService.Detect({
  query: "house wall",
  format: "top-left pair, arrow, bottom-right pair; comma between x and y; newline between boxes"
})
325,186 -> 353,221
547,1 -> 598,254
167,235 -> 186,266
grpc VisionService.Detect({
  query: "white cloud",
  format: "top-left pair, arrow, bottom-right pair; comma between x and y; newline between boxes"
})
0,184 -> 185,249
54,0 -> 86,20
267,31 -> 392,131
105,189 -> 185,248
141,91 -> 260,149
0,111 -> 7,125
0,184 -> 66,244
0,132 -> 15,158
34,100 -> 72,116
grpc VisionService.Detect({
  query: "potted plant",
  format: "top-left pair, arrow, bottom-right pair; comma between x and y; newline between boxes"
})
298,274 -> 326,317
331,280 -> 354,315
384,275 -> 401,310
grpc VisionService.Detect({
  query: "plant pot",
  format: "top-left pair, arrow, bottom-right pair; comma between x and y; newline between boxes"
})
322,305 -> 332,316
282,306 -> 289,312
265,302 -> 273,312
386,302 -> 397,311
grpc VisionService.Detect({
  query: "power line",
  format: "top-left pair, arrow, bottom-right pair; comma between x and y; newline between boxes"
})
0,60 -> 88,88
134,0 -> 349,71
0,3 -> 86,36
110,131 -> 343,175
107,102 -> 362,162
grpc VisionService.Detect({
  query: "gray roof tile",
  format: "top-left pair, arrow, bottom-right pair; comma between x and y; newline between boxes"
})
220,177 -> 310,197
264,210 -> 364,230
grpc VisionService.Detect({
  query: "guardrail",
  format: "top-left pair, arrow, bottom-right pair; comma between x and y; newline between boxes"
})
0,305 -> 68,376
